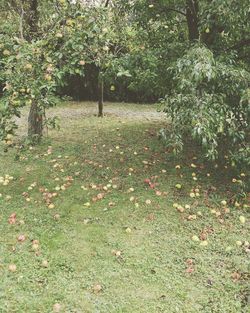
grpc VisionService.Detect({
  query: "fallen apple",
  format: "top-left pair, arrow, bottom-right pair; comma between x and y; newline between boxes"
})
53,303 -> 61,312
17,234 -> 26,242
41,260 -> 49,267
8,264 -> 17,272
192,235 -> 200,242
239,216 -> 246,224
92,284 -> 102,293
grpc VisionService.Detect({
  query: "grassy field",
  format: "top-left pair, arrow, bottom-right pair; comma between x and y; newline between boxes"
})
0,102 -> 249,313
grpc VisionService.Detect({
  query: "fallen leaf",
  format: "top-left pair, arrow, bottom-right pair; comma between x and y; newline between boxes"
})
146,213 -> 155,221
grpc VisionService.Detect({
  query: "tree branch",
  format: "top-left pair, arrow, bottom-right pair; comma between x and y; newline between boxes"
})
19,3 -> 24,40
226,39 -> 250,51
166,8 -> 186,16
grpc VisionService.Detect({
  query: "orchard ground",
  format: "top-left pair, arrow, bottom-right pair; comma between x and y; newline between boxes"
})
0,102 -> 249,313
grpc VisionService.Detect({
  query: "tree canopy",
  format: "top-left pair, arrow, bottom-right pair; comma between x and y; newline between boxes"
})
0,0 -> 249,167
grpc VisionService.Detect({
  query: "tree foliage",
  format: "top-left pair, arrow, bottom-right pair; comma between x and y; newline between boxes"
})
0,0 -> 249,167
161,45 -> 249,164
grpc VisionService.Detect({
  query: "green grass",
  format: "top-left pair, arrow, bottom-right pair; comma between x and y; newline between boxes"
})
0,102 -> 249,313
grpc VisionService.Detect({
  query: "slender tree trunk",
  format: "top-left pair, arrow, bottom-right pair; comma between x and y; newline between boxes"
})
25,0 -> 42,141
96,0 -> 109,117
26,0 -> 39,40
186,0 -> 199,42
98,71 -> 104,117
28,101 -> 43,141
28,102 -> 43,141
19,3 -> 24,40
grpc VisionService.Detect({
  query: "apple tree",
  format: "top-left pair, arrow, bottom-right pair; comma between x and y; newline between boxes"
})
0,35 -> 58,145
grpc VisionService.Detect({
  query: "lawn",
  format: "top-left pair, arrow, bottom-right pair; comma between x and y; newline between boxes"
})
0,102 -> 249,313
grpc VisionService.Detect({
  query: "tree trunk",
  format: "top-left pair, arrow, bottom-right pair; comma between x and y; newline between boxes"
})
186,0 -> 199,42
19,3 -> 24,40
28,102 -> 43,142
98,71 -> 104,117
26,0 -> 39,41
26,0 -> 42,140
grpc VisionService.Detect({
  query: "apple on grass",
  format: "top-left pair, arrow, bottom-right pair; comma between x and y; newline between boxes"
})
175,184 -> 182,189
